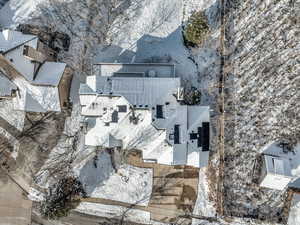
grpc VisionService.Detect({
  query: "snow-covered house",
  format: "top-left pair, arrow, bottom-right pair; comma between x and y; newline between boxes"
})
260,142 -> 298,191
0,29 -> 73,112
79,63 -> 210,168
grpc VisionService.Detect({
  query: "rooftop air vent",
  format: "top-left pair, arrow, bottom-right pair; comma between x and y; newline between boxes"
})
148,70 -> 156,77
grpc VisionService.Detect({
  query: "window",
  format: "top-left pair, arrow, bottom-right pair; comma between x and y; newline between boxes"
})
190,133 -> 198,140
197,127 -> 202,147
111,111 -> 119,123
156,105 -> 164,118
201,122 -> 210,151
174,125 -> 180,144
118,105 -> 127,113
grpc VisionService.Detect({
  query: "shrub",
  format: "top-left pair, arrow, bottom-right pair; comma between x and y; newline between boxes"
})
184,87 -> 202,105
40,176 -> 86,219
183,11 -> 209,47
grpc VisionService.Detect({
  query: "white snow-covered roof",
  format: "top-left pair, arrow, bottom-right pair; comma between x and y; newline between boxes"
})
32,62 -> 66,86
0,29 -> 37,53
80,93 -> 210,167
13,82 -> 61,112
261,141 -> 294,177
0,72 -> 17,97
28,85 -> 61,112
79,64 -> 210,168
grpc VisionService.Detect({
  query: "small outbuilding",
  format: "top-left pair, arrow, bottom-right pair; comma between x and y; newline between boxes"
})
260,142 -> 295,190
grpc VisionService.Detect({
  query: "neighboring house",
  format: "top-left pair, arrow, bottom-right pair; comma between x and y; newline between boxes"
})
260,141 -> 300,191
79,63 -> 210,168
0,29 -> 73,112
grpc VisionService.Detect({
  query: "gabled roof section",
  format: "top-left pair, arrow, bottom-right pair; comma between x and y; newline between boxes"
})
264,154 -> 292,177
24,91 -> 46,113
0,71 -> 17,97
31,62 -> 66,86
0,29 -> 37,54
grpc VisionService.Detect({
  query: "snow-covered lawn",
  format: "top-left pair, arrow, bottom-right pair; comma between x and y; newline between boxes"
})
74,150 -> 153,206
75,202 -> 151,224
0,0 -> 43,27
192,168 -> 216,225
288,194 -> 300,225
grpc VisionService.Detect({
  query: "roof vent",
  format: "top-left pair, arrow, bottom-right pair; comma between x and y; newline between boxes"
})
177,87 -> 184,101
148,70 -> 156,77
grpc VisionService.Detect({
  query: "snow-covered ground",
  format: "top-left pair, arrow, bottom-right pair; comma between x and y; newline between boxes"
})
28,187 -> 45,202
0,0 -> 219,224
73,151 -> 153,206
288,194 -> 300,225
1,0 -> 296,225
94,0 -> 220,94
75,202 -> 151,224
0,0 -> 43,28
0,127 -> 19,159
192,168 -> 216,225
0,98 -> 25,131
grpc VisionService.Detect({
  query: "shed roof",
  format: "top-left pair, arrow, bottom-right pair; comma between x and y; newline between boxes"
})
32,62 -> 66,86
0,30 -> 37,53
0,72 -> 17,97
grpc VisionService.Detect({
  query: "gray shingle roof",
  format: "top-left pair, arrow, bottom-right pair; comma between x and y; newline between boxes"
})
92,76 -> 181,107
31,62 -> 66,86
79,83 -> 96,94
0,72 -> 17,97
0,29 -> 37,53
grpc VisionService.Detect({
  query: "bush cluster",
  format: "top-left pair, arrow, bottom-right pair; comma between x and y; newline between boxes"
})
184,11 -> 209,47
40,176 -> 86,219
